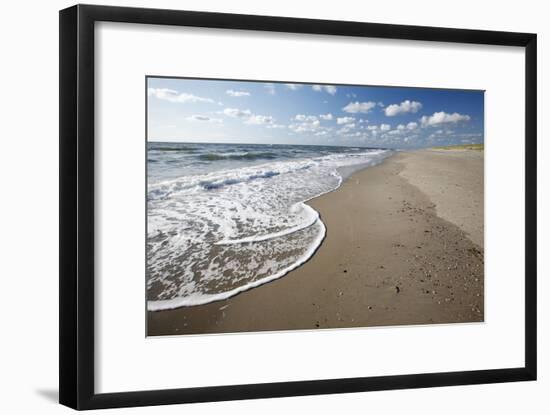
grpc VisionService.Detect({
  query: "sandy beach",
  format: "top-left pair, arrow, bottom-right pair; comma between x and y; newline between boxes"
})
147,149 -> 484,336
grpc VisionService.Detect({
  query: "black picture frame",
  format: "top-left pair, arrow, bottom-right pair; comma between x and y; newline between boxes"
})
59,4 -> 537,410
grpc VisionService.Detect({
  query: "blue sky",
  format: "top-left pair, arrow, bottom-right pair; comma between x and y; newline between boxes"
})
147,77 -> 484,149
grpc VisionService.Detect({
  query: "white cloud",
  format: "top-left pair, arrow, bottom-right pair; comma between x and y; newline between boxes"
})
380,123 -> 391,131
289,124 -> 321,134
223,108 -> 273,126
147,88 -> 214,104
285,83 -> 303,90
264,83 -> 276,95
294,114 -> 318,122
319,113 -> 333,120
223,108 -> 252,118
336,126 -> 352,135
342,123 -> 356,130
336,123 -> 357,136
226,89 -> 250,97
187,115 -> 222,123
312,84 -> 337,95
342,101 -> 377,114
245,114 -> 274,125
337,116 -> 355,125
384,100 -> 423,116
289,114 -> 325,134
393,123 -> 417,136
420,111 -> 471,127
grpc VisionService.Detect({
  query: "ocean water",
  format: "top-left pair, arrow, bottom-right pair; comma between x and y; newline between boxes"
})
147,142 -> 392,310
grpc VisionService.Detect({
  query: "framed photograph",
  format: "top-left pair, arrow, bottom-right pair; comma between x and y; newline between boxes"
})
59,4 -> 537,410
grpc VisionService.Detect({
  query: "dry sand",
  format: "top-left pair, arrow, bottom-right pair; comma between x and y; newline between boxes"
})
147,150 -> 484,336
399,149 -> 484,247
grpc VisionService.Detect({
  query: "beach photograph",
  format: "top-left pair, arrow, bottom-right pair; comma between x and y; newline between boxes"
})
146,77 -> 484,336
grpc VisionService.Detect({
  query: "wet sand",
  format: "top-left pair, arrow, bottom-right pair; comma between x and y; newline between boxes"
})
147,150 -> 484,336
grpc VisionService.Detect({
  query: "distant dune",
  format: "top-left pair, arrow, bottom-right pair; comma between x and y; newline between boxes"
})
431,143 -> 484,151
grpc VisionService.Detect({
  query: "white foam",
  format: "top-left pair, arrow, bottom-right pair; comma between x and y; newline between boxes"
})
147,219 -> 326,310
214,203 -> 319,245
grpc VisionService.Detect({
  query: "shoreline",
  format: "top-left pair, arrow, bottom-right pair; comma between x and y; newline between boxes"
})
147,153 -> 391,311
148,149 -> 484,335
